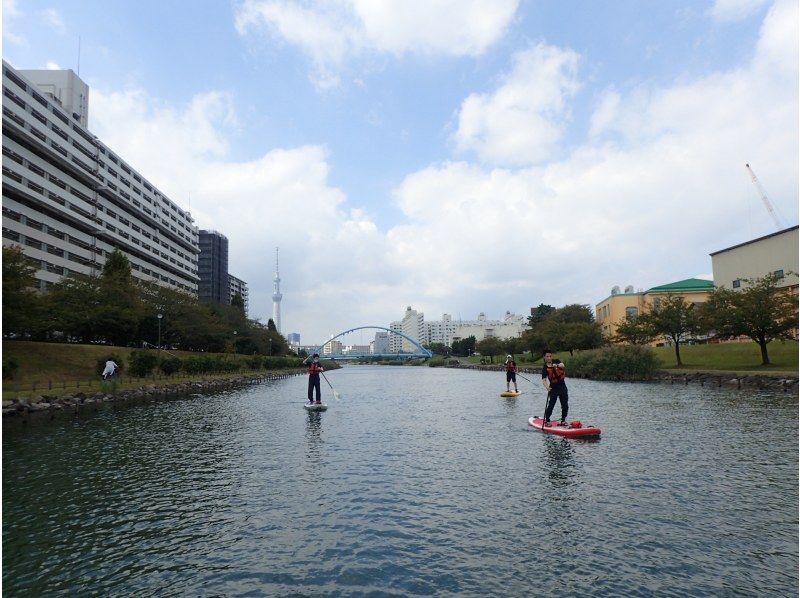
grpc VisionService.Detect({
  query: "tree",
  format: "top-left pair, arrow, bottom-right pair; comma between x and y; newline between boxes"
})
2,246 -> 42,337
231,292 -> 245,313
523,304 -> 603,356
528,303 -> 555,327
639,294 -> 702,366
95,249 -> 140,346
267,318 -> 277,332
47,273 -> 102,342
476,336 -> 503,363
612,314 -> 658,345
427,342 -> 450,356
702,273 -> 798,365
451,335 -> 476,357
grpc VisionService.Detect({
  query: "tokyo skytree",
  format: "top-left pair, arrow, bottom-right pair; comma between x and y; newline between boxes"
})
272,247 -> 282,333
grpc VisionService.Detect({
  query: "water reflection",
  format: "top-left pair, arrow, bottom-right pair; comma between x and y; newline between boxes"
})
305,411 -> 323,458
543,435 -> 576,488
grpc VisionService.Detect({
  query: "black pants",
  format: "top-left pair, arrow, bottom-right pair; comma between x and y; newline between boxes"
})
506,371 -> 517,386
308,374 -> 321,402
545,384 -> 568,421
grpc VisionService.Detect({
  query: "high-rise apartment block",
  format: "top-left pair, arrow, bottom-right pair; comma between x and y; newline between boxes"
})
197,229 -> 228,304
228,273 -> 249,315
2,61 -> 199,293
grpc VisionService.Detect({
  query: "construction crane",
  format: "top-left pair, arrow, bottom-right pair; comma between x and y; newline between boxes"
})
745,163 -> 784,230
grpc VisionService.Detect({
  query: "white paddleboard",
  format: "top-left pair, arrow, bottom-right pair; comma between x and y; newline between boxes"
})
304,403 -> 328,411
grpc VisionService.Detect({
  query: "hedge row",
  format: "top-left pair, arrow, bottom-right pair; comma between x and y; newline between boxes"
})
101,352 -> 304,378
567,345 -> 659,381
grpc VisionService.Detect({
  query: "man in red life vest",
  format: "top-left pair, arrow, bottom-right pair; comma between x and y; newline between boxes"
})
303,353 -> 324,405
541,348 -> 568,426
504,354 -> 519,393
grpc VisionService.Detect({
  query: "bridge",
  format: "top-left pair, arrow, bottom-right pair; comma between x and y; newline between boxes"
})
312,326 -> 433,360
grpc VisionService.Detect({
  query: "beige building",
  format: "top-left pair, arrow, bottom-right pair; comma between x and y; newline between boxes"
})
596,278 -> 714,339
710,225 -> 798,292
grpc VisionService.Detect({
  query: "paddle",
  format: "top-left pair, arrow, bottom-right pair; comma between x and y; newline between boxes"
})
321,372 -> 342,401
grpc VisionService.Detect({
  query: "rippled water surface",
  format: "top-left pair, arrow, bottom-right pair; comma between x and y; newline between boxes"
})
4,366 -> 798,596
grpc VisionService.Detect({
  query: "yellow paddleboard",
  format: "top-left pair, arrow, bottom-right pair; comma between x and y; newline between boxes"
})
500,391 -> 521,397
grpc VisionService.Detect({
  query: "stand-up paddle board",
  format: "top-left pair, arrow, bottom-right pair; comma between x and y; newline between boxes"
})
500,390 -> 521,397
304,403 -> 328,411
528,417 -> 600,438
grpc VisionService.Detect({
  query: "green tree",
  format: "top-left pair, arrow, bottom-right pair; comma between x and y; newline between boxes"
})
427,342 -> 450,356
612,314 -> 658,345
267,318 -> 278,332
95,249 -> 141,346
702,273 -> 798,365
47,273 -> 102,342
528,303 -> 555,327
451,335 -> 476,357
476,336 -> 503,363
231,292 -> 245,313
639,294 -> 702,366
2,246 -> 41,337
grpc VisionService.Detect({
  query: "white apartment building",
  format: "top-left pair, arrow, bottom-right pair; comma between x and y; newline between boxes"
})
323,339 -> 343,355
427,313 -> 458,346
389,321 -> 403,353
371,331 -> 389,354
401,306 -> 427,352
228,273 -> 249,315
450,311 -> 528,344
2,61 -> 199,293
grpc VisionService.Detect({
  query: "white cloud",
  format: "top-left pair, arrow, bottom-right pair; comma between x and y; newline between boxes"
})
45,61 -> 62,70
389,0 -> 797,313
39,7 -> 65,33
234,0 -> 519,88
3,0 -> 27,46
708,0 -> 770,22
453,43 -> 580,166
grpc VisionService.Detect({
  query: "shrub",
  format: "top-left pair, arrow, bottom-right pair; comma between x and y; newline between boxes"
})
128,350 -> 159,377
568,345 -> 659,381
95,354 -> 125,377
159,357 -> 182,376
3,356 -> 19,380
427,356 -> 446,367
247,356 -> 263,370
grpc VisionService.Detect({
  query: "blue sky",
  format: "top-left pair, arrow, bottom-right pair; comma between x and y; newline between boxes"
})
3,0 -> 797,343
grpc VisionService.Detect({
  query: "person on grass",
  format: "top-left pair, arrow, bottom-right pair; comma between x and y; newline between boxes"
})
504,354 -> 519,393
101,358 -> 119,380
303,353 -> 324,405
541,349 -> 568,426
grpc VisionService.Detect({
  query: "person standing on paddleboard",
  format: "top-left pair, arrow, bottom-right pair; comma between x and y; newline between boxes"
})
504,355 -> 519,393
541,348 -> 568,426
303,353 -> 324,405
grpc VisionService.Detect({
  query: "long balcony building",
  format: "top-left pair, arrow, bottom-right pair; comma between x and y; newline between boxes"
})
2,61 -> 199,293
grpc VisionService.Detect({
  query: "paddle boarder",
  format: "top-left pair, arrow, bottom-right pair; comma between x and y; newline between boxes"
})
541,349 -> 568,426
303,353 -> 324,405
504,354 -> 519,393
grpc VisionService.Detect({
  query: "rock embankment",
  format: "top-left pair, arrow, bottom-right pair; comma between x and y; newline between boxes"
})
3,371 -> 302,428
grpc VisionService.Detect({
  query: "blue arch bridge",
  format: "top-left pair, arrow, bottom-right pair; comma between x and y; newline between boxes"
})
312,326 -> 433,360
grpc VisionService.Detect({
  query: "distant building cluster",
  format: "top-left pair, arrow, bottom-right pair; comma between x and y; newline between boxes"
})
1,62 -> 258,319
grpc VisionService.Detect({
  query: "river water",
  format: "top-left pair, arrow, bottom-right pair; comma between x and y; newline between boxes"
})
3,365 -> 798,596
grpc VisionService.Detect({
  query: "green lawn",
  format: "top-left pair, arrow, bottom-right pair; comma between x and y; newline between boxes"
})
653,340 -> 798,372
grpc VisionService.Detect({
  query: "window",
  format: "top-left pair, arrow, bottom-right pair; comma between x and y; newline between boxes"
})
652,298 -> 662,309
774,269 -> 784,279
625,307 -> 639,319
732,279 -> 741,289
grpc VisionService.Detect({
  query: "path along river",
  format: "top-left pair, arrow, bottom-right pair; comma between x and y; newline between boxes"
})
3,365 -> 798,596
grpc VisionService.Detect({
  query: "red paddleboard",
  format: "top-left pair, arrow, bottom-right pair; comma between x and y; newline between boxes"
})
528,417 -> 601,438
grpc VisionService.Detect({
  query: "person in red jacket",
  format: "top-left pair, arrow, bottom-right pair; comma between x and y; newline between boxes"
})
541,348 -> 568,426
303,353 -> 324,405
504,354 -> 519,393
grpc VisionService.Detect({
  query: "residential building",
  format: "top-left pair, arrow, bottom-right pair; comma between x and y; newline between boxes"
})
371,331 -> 389,354
323,339 -> 343,355
595,278 -> 715,339
450,311 -> 528,344
710,225 -> 798,293
389,321 -> 403,353
427,313 -> 458,346
344,344 -> 371,355
228,273 -> 249,315
2,61 -> 199,293
401,306 -> 427,351
198,230 -> 228,304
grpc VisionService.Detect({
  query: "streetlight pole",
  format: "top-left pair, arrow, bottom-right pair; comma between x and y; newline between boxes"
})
157,313 -> 163,359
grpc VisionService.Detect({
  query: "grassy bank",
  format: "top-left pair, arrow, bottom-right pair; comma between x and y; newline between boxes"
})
456,340 -> 798,373
653,340 -> 798,372
2,340 -> 317,399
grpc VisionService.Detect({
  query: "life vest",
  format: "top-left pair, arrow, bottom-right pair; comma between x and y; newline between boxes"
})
308,362 -> 323,375
546,363 -> 566,385
505,360 -> 517,371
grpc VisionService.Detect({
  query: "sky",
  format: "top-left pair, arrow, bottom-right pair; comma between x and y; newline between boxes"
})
3,0 -> 798,345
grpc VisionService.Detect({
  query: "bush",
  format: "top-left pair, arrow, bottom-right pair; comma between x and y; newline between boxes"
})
427,356 -> 446,367
95,354 -> 125,377
159,357 -> 182,376
128,350 -> 159,377
3,356 -> 19,380
246,356 -> 263,370
568,345 -> 659,381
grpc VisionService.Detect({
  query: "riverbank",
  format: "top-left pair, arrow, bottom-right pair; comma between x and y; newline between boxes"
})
2,370 -> 305,429
437,362 -> 798,392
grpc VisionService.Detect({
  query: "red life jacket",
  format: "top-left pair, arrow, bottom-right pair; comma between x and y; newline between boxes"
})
308,362 -> 323,375
505,360 -> 517,371
546,364 -> 566,385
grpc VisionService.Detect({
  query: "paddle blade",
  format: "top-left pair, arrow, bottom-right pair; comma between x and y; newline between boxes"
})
333,391 -> 342,401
